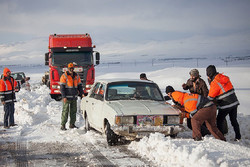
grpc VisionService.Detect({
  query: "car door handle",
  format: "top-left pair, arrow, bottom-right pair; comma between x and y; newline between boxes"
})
86,100 -> 88,103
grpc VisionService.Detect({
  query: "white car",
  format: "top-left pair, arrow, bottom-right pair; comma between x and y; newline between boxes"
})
81,79 -> 183,145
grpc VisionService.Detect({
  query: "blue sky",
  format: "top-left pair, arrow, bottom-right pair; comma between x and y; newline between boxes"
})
0,0 -> 250,65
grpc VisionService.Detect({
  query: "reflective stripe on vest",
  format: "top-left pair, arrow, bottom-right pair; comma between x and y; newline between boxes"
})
216,82 -> 226,93
217,89 -> 235,100
3,80 -> 8,91
184,95 -> 201,117
218,101 -> 239,109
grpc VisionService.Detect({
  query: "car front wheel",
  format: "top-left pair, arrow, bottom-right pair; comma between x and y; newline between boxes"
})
105,122 -> 118,146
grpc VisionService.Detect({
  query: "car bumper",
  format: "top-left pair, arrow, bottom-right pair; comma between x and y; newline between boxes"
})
112,125 -> 184,140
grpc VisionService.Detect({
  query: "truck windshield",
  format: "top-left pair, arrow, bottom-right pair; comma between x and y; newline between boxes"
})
52,52 -> 92,66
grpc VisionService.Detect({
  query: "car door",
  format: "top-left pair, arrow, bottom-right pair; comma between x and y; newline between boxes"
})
86,83 -> 105,132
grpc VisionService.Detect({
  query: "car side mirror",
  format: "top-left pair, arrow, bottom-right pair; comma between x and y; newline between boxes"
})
164,96 -> 171,101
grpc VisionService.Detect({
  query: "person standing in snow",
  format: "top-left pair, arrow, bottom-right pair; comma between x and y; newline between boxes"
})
165,86 -> 226,141
60,63 -> 84,130
182,69 -> 210,136
206,65 -> 241,140
0,68 -> 19,128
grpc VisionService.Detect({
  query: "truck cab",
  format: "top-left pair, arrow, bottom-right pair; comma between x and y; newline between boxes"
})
43,34 -> 100,101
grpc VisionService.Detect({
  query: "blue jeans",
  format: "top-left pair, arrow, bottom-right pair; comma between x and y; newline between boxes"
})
4,102 -> 15,127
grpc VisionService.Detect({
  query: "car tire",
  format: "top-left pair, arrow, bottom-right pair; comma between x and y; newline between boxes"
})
170,133 -> 178,138
105,122 -> 118,146
85,115 -> 91,132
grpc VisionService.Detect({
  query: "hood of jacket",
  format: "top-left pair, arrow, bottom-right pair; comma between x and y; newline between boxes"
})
215,73 -> 230,84
3,68 -> 11,77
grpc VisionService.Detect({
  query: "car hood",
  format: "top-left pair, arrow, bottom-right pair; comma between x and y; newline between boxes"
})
107,100 -> 180,115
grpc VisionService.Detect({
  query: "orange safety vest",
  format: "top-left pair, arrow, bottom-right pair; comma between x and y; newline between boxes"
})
60,71 -> 82,99
0,68 -> 18,103
208,73 -> 239,109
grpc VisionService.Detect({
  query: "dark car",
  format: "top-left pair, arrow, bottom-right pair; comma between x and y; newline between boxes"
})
1,72 -> 30,90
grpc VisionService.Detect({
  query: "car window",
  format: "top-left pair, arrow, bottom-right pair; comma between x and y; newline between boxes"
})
11,72 -> 25,80
106,82 -> 164,101
94,84 -> 105,101
90,83 -> 100,98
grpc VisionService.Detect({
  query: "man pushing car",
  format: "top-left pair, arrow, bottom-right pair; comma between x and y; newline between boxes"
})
165,86 -> 226,141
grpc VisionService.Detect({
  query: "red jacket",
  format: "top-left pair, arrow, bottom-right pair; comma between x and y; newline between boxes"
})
0,68 -> 18,103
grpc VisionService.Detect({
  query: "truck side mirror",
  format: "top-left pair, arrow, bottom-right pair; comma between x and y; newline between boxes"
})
95,52 -> 100,65
45,52 -> 49,66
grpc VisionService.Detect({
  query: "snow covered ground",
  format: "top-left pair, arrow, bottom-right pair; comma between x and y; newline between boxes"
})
0,64 -> 250,166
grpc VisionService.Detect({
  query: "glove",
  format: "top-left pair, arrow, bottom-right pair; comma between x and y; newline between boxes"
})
182,83 -> 188,90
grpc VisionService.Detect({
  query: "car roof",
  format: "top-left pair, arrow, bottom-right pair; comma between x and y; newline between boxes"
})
96,79 -> 154,84
11,72 -> 25,74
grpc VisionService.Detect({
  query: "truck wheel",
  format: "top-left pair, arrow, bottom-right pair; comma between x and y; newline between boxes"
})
50,94 -> 62,101
85,114 -> 91,132
105,122 -> 118,146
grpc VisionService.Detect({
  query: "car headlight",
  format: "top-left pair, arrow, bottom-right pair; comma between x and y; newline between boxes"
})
52,85 -> 60,89
115,116 -> 134,125
167,116 -> 179,124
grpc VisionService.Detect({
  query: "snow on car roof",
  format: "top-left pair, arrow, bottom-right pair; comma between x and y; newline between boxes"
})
96,78 -> 154,84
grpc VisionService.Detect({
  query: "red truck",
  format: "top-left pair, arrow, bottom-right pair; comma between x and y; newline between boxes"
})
43,33 -> 100,100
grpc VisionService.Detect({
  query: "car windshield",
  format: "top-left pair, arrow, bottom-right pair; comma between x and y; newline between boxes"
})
106,82 -> 164,101
52,52 -> 93,66
11,72 -> 25,80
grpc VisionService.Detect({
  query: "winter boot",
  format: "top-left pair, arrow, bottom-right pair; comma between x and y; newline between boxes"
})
69,124 -> 78,129
61,124 -> 67,131
194,137 -> 202,141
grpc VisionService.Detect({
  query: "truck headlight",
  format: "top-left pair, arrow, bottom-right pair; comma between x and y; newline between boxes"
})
115,116 -> 134,125
167,116 -> 179,124
52,85 -> 60,89
85,84 -> 92,89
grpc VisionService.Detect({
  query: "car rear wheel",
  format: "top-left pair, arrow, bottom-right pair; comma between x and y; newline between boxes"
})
85,114 -> 91,132
105,122 -> 118,146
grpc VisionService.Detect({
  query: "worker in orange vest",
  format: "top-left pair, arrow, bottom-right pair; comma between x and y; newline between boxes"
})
0,68 -> 19,128
165,86 -> 226,141
60,63 -> 84,130
206,65 -> 241,141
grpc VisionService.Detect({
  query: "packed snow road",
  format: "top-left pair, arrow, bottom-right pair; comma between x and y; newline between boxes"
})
0,83 -> 153,166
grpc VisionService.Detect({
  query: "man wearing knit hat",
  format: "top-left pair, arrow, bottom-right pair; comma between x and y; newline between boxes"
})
60,63 -> 84,130
206,65 -> 241,141
165,85 -> 226,141
182,69 -> 210,136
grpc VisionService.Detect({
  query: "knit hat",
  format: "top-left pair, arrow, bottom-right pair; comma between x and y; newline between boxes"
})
189,69 -> 199,77
68,63 -> 74,68
140,73 -> 146,79
165,86 -> 175,94
206,65 -> 217,79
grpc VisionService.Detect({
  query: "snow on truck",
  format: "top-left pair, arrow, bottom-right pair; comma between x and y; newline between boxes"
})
42,33 -> 100,101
